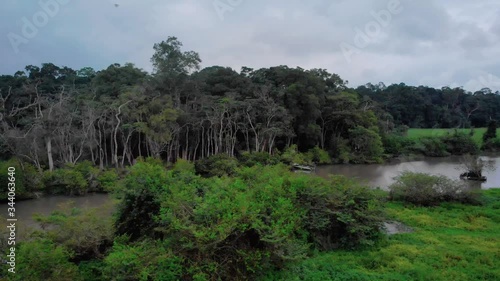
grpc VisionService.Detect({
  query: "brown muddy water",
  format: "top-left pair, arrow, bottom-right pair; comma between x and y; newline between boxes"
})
316,155 -> 500,190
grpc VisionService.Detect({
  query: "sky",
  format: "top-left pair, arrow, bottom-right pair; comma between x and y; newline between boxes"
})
1,0 -> 500,92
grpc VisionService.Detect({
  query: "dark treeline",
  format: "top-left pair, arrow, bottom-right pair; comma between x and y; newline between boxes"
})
1,36 -> 499,169
357,82 -> 500,128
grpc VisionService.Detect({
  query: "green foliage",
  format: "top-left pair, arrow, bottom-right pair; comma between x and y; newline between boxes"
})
0,160 -> 42,201
305,146 -> 332,164
96,169 -> 119,192
102,240 -> 183,281
264,189 -> 500,281
172,158 -> 195,174
407,131 -> 479,156
194,153 -> 239,177
281,144 -> 312,165
411,136 -> 450,157
332,138 -> 351,164
115,161 -> 167,240
297,175 -> 384,250
389,172 -> 480,206
441,131 -> 479,155
483,120 -> 497,142
33,204 -> 114,260
114,163 -> 384,280
381,134 -> 416,156
11,240 -> 80,281
348,126 -> 384,163
482,137 -> 500,152
43,168 -> 88,195
239,151 -> 281,167
78,260 -> 106,281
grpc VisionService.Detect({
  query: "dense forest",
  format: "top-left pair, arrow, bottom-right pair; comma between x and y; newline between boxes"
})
1,36 -> 500,171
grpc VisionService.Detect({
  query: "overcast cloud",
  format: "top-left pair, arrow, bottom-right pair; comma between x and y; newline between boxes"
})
1,0 -> 499,91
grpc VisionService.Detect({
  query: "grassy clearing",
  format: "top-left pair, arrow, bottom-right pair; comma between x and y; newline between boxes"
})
406,128 -> 497,146
261,189 -> 500,281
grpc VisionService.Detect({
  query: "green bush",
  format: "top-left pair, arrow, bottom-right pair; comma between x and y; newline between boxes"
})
114,163 -> 384,280
296,175 -> 384,250
483,120 -> 497,142
333,138 -> 351,164
33,204 -> 114,260
70,161 -> 100,190
389,172 -> 480,206
78,260 -> 106,281
115,161 -> 168,241
96,170 -> 119,192
348,126 -> 384,164
482,138 -> 500,152
382,134 -> 416,156
102,240 -> 182,281
0,160 -> 42,201
43,169 -> 88,195
306,146 -> 332,164
412,137 -> 450,157
281,144 -> 312,165
194,153 -> 239,177
441,131 -> 479,155
239,151 -> 281,167
10,240 -> 80,281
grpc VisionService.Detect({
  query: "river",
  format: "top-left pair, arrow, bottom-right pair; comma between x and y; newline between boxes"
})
316,155 -> 500,189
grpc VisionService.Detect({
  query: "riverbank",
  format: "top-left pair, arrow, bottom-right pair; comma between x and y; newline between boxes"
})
2,162 -> 499,280
262,189 -> 500,281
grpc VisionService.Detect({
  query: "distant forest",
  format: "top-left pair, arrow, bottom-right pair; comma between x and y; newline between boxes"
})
1,36 -> 499,169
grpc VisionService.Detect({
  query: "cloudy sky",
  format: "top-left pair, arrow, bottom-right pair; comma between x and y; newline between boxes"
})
1,0 -> 500,91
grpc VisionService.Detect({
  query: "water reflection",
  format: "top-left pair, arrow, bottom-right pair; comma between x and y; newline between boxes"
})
0,193 -> 113,239
316,156 -> 500,190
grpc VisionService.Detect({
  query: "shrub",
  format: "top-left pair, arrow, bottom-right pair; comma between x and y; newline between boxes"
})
306,146 -> 332,164
43,169 -> 88,195
482,138 -> 500,152
389,172 -> 480,206
33,204 -> 114,261
172,158 -> 196,174
78,260 -> 106,281
70,161 -> 100,191
115,161 -> 168,241
11,239 -> 80,281
441,131 -> 479,155
382,134 -> 416,156
0,160 -> 42,201
194,153 -> 238,177
348,126 -> 384,164
412,137 -> 450,157
281,144 -> 312,165
96,170 -> 119,192
239,151 -> 281,167
113,164 -> 385,280
296,175 -> 384,249
333,138 -> 351,164
102,240 -> 182,281
483,120 -> 497,142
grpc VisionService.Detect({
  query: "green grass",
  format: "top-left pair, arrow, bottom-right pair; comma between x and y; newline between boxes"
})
406,128 -> 500,146
261,189 -> 500,281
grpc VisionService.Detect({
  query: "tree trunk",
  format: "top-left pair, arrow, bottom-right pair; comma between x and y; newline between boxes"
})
46,137 -> 54,171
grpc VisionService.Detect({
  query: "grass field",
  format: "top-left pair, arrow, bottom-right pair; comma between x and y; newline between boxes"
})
406,128 -> 500,146
262,189 -> 500,281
